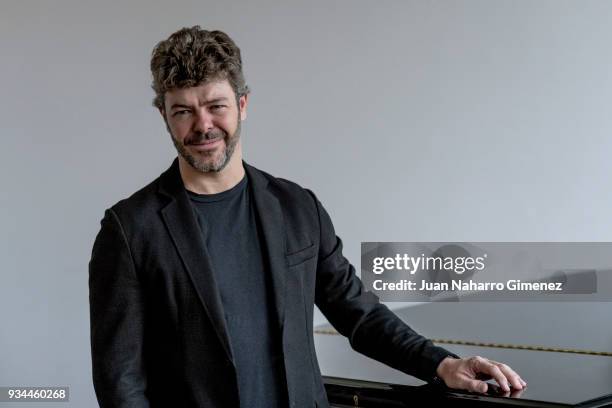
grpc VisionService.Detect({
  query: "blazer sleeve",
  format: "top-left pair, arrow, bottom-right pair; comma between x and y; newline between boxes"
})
89,209 -> 150,408
308,191 -> 458,382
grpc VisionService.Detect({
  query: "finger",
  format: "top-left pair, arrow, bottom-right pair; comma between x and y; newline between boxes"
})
495,363 -> 524,390
465,379 -> 488,394
490,360 -> 527,389
473,358 -> 510,392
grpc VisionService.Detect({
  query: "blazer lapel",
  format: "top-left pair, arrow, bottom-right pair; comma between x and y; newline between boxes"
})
158,159 -> 234,362
244,162 -> 287,331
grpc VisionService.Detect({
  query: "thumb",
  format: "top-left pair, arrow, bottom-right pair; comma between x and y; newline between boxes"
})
465,379 -> 488,393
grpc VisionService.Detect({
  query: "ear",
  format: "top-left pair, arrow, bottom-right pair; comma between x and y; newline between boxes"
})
239,93 -> 249,121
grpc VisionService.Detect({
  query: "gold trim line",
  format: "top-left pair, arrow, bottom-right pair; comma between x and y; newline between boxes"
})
314,328 -> 612,357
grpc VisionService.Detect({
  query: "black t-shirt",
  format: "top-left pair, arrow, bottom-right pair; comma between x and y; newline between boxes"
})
187,174 -> 288,408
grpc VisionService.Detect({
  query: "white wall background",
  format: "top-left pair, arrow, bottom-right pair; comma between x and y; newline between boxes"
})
1,0 -> 611,406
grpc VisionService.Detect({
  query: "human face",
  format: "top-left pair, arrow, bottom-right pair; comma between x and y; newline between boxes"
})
161,79 -> 248,173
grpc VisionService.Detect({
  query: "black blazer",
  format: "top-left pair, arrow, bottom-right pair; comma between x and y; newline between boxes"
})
89,159 -> 453,408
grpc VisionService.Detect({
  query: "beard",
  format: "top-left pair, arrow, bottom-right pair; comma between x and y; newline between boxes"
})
169,117 -> 241,173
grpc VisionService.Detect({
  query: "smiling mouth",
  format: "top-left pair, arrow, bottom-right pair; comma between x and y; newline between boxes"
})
191,138 -> 221,145
189,138 -> 223,151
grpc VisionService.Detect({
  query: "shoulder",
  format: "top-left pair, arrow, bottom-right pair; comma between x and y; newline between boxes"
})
104,172 -> 166,229
245,162 -> 319,207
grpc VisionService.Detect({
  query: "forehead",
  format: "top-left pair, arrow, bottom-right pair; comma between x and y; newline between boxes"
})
164,79 -> 235,106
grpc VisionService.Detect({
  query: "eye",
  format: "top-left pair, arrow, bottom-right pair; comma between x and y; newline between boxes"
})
173,110 -> 191,117
210,105 -> 226,111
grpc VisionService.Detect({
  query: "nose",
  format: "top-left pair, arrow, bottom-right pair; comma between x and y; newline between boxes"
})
193,108 -> 214,134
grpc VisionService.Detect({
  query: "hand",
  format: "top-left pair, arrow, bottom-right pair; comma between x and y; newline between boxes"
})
435,356 -> 527,393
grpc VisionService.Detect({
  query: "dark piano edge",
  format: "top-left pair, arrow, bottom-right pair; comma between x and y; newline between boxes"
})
322,376 -> 612,408
579,394 -> 612,408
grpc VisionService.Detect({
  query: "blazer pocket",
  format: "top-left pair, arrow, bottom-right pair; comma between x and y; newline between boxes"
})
286,243 -> 317,267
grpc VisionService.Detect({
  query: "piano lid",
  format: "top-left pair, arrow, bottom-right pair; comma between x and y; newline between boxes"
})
315,303 -> 612,407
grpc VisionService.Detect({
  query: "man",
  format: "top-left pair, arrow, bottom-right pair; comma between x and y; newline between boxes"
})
89,26 -> 525,408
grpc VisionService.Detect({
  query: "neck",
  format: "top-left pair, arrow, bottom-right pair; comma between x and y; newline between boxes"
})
178,142 -> 245,194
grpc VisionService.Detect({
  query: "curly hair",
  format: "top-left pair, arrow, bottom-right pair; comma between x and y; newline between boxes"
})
150,26 -> 249,110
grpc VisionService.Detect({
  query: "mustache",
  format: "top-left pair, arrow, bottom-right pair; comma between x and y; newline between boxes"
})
185,129 -> 227,145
